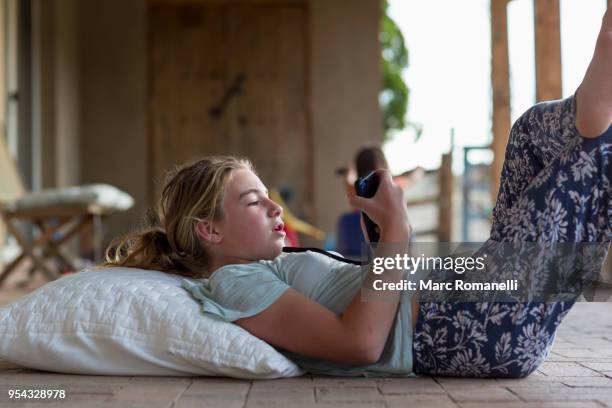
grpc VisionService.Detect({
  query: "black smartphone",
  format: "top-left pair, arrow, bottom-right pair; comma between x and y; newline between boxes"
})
354,171 -> 381,243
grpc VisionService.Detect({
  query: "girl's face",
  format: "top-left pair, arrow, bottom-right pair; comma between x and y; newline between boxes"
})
202,168 -> 286,266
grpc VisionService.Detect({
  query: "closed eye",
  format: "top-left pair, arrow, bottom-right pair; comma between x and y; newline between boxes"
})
248,201 -> 260,206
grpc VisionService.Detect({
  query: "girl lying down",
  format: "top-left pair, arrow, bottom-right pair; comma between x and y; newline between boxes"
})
104,8 -> 612,378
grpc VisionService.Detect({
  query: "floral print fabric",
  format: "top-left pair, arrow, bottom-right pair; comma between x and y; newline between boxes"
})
413,95 -> 611,377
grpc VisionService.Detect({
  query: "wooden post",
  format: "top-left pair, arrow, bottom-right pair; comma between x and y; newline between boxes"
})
0,0 -> 4,270
0,220 -> 4,271
490,0 -> 511,204
438,152 -> 453,242
534,0 -> 562,102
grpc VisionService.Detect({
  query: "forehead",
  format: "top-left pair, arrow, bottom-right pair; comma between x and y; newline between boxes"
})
226,168 -> 266,197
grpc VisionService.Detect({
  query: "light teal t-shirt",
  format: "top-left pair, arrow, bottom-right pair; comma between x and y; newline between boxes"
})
182,250 -> 416,377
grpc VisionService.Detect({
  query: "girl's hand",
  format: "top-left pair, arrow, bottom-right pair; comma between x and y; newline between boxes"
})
347,170 -> 411,237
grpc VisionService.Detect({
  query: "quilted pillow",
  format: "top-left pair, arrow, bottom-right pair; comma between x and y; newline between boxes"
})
0,267 -> 304,378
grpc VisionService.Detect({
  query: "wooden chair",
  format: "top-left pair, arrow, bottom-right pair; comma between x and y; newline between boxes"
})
0,138 -> 133,287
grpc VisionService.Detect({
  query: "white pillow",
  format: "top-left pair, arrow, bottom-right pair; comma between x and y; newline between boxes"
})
0,267 -> 304,378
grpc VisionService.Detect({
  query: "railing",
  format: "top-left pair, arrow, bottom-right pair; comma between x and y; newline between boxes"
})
405,151 -> 453,242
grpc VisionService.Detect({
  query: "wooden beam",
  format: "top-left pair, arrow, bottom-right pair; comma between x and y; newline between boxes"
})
490,0 -> 511,204
437,152 -> 453,242
534,0 -> 562,102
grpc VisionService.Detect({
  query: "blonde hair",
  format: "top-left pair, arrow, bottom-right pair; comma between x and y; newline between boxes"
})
103,156 -> 254,278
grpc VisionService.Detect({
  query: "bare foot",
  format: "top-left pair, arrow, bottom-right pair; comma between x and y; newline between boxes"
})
575,7 -> 612,138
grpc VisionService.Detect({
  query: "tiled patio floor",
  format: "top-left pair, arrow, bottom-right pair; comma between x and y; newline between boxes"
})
0,287 -> 611,407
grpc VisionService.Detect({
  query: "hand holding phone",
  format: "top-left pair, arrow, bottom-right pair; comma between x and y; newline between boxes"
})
349,170 -> 411,244
354,171 -> 381,242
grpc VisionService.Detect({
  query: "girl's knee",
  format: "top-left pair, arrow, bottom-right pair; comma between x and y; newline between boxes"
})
505,105 -> 542,158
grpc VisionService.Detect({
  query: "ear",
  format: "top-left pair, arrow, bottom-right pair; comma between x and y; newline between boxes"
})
195,219 -> 222,244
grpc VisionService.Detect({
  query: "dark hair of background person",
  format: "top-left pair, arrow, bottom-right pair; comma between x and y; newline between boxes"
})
354,145 -> 389,178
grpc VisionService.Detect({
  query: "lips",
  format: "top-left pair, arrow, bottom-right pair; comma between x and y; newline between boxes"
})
273,222 -> 285,232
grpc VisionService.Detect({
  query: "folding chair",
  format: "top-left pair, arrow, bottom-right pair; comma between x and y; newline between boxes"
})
0,138 -> 134,287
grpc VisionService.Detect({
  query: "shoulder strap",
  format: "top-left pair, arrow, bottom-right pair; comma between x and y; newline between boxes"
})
281,246 -> 365,266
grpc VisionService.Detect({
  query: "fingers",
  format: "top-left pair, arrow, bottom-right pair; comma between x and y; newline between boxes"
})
347,192 -> 372,213
375,169 -> 394,185
347,169 -> 402,215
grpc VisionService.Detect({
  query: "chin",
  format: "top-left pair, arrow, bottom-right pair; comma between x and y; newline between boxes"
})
251,246 -> 283,261
268,244 -> 284,259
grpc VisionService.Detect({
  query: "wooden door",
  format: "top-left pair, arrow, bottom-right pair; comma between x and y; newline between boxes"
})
148,1 -> 311,216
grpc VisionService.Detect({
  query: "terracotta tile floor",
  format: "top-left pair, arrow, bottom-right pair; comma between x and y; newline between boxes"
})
1,273 -> 611,407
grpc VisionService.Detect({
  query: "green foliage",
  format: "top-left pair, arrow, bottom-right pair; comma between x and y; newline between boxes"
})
380,0 -> 410,140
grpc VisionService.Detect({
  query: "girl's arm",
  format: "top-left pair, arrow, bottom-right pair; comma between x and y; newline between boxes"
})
235,171 -> 411,365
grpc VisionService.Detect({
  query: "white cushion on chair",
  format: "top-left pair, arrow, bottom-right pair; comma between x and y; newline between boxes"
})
0,267 -> 304,378
6,184 -> 134,212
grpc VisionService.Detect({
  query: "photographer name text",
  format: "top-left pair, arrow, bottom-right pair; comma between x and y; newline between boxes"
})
372,279 -> 519,291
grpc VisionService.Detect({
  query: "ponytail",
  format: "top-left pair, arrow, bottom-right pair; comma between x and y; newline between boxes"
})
104,221 -> 210,279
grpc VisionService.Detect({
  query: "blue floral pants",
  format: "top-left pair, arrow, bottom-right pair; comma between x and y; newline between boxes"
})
413,95 -> 612,378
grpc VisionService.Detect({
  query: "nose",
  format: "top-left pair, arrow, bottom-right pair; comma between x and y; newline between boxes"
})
268,198 -> 283,218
